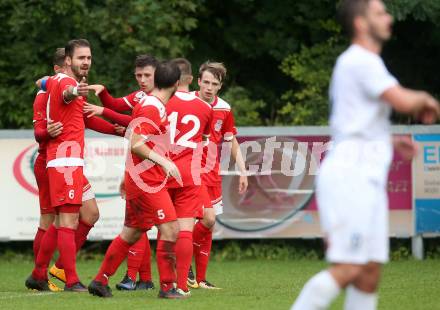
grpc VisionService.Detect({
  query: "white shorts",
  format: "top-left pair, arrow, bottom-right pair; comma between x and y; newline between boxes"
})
316,161 -> 389,264
212,199 -> 223,216
82,185 -> 95,202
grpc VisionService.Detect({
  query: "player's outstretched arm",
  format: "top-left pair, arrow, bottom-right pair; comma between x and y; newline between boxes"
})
382,86 -> 440,124
64,77 -> 88,102
130,133 -> 182,185
90,85 -> 132,113
84,102 -> 132,127
84,115 -> 122,136
231,136 -> 248,194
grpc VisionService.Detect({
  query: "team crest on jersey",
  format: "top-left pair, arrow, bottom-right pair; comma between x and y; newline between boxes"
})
214,119 -> 223,132
134,91 -> 146,102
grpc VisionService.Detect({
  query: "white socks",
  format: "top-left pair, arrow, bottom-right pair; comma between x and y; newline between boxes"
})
344,285 -> 378,310
291,270 -> 341,310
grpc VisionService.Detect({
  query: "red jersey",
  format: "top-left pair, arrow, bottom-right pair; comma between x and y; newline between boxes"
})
33,90 -> 50,156
166,91 -> 212,187
123,90 -> 147,109
99,88 -> 146,112
125,95 -> 169,199
45,73 -> 85,167
194,92 -> 237,185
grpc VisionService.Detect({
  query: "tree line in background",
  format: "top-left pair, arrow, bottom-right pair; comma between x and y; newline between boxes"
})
0,0 -> 439,129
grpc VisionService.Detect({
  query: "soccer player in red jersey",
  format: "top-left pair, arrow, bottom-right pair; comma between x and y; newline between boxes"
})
86,55 -> 159,113
27,39 -> 93,292
29,49 -> 66,292
188,62 -> 248,289
83,55 -> 160,291
27,46 -> 121,292
88,61 -> 184,299
165,58 -> 213,296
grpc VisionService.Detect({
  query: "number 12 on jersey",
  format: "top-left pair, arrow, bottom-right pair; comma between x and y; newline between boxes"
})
168,111 -> 200,149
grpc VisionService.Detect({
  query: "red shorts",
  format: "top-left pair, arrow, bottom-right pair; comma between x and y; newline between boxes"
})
203,184 -> 223,214
47,166 -> 83,212
125,189 -> 176,230
168,186 -> 203,219
34,154 -> 55,215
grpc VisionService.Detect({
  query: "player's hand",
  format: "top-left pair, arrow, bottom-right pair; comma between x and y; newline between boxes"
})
119,178 -> 126,200
114,124 -> 126,136
393,136 -> 418,161
418,95 -> 440,124
238,175 -> 248,194
77,77 -> 89,97
162,160 -> 183,186
47,119 -> 63,138
83,102 -> 104,118
88,84 -> 105,96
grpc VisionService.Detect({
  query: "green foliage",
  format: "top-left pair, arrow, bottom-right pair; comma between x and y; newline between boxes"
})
222,86 -> 265,126
386,0 -> 440,23
279,34 -> 345,125
1,0 -> 440,128
0,0 -> 201,128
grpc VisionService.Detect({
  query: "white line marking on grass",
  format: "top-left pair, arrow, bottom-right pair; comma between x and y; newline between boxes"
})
0,292 -> 55,300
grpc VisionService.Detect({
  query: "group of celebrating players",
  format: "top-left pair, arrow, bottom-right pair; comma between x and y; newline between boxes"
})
25,38 -> 248,299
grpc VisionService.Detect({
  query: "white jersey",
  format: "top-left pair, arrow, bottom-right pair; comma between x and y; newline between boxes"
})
326,44 -> 398,185
316,44 -> 398,264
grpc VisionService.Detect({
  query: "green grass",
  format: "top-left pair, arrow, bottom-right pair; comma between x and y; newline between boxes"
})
0,258 -> 439,309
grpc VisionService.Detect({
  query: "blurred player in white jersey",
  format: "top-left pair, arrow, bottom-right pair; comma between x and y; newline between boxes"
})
291,1 -> 439,309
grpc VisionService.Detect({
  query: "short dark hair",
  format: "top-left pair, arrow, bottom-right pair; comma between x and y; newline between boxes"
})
65,39 -> 91,58
53,48 -> 65,67
338,0 -> 372,38
154,61 -> 181,89
135,54 -> 159,69
172,58 -> 192,76
199,61 -> 227,83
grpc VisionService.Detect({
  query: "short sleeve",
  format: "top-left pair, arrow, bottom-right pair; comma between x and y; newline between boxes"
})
222,111 -> 237,141
132,105 -> 162,138
59,76 -> 77,92
357,57 -> 398,100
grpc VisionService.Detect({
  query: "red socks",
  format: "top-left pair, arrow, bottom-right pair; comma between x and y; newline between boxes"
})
58,227 -> 80,286
55,219 -> 93,269
127,234 -> 147,281
156,240 -> 176,291
32,224 -> 58,280
138,234 -> 152,282
33,227 -> 46,263
95,235 -> 131,285
193,222 -> 212,283
175,231 -> 193,291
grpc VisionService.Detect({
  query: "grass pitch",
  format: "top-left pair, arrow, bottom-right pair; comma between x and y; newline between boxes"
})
0,258 -> 439,309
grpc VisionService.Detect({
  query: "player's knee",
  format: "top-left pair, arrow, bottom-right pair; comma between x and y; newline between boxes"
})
80,199 -> 100,224
330,264 -> 363,287
203,213 -> 216,229
159,221 -> 179,241
39,214 -> 55,230
121,227 -> 142,245
354,264 -> 382,292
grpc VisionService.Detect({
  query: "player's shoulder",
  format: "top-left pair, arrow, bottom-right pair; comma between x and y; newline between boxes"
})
129,90 -> 147,99
175,91 -> 212,109
139,95 -> 166,118
213,96 -> 231,111
337,45 -> 382,70
52,73 -> 75,83
36,90 -> 46,96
